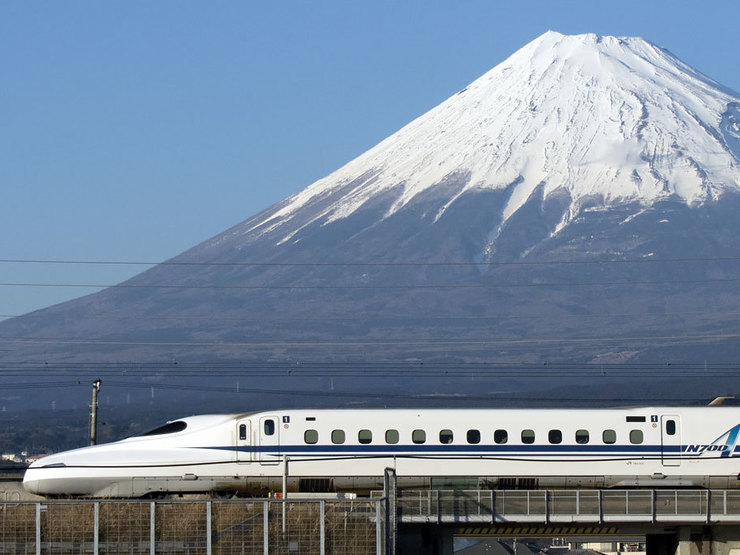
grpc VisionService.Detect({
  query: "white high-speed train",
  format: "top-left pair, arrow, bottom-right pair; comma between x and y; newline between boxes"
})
23,406 -> 740,498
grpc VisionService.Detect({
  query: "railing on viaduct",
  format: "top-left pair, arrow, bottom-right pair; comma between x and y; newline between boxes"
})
388,489 -> 740,524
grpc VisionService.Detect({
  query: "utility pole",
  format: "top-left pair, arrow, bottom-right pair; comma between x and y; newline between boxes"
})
90,379 -> 101,446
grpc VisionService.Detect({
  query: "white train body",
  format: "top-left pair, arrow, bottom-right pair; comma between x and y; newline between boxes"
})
23,407 -> 740,497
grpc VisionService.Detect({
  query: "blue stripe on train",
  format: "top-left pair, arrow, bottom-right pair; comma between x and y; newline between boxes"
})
202,444 -> 683,456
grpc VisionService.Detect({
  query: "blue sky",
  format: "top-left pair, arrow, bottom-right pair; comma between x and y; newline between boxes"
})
2,1 -> 739,318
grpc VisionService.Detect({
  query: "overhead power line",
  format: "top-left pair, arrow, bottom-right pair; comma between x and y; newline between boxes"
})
1,360 -> 736,369
2,255 -> 740,267
2,276 -> 740,290
0,308 -> 737,319
0,361 -> 736,373
0,367 -> 740,380
0,330 -> 737,348
0,379 -> 718,404
3,307 -> 740,322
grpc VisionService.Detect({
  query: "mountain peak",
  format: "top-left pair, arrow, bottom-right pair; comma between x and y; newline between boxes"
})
243,32 -> 740,247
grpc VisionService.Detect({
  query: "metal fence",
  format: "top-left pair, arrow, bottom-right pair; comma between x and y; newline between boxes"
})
392,489 -> 740,524
0,498 -> 385,554
7,489 -> 740,553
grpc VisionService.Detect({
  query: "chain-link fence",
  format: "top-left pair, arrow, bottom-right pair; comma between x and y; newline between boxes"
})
0,497 -> 385,554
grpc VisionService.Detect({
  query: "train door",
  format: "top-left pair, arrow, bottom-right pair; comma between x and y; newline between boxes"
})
661,415 -> 681,467
236,420 -> 251,462
259,415 -> 280,465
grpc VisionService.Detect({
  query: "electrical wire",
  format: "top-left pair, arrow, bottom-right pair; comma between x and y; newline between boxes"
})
0,379 -> 723,404
3,255 -> 740,267
0,361 -> 739,378
0,308 -> 738,321
2,276 -> 740,290
0,330 -> 737,347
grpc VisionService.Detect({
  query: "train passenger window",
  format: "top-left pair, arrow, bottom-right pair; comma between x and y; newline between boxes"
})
331,430 -> 345,444
666,420 -> 676,435
304,430 -> 318,444
264,419 -> 275,436
412,430 -> 426,444
239,424 -> 247,441
630,430 -> 643,444
521,430 -> 535,444
548,430 -> 562,444
439,430 -> 453,444
467,430 -> 481,444
575,430 -> 589,444
358,430 -> 372,444
603,430 -> 616,444
494,430 -> 508,444
386,430 -> 399,444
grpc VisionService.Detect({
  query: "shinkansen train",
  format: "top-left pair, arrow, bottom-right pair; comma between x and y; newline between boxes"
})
22,406 -> 740,498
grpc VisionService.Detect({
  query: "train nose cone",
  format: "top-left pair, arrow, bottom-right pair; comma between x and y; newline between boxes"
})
22,471 -> 43,495
23,463 -> 68,496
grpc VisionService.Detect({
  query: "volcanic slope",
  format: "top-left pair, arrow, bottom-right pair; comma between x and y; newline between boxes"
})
4,31 -> 740,411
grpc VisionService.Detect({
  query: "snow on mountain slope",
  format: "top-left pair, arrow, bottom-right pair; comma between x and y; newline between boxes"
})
243,31 -> 740,246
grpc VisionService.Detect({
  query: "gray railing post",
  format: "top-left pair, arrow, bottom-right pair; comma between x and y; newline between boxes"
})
598,490 -> 603,523
282,455 -> 288,534
706,490 -> 711,523
320,500 -> 326,555
376,500 -> 382,555
94,502 -> 99,554
150,501 -> 156,555
545,490 -> 550,524
263,500 -> 269,555
384,467 -> 397,555
651,490 -> 656,524
35,503 -> 41,555
624,490 -> 629,516
206,500 -> 212,555
675,490 -> 678,515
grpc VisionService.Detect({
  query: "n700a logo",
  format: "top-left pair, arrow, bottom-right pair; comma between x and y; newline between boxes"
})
684,444 -> 729,454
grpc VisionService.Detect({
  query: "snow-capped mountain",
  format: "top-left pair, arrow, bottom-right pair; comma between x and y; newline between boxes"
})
226,30 -> 740,255
4,31 -> 740,415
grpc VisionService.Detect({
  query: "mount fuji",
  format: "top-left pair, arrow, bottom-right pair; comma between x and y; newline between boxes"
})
4,31 -> 740,416
246,30 -> 740,249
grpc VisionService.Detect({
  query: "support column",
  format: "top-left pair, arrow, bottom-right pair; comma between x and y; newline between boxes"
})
646,533 -> 677,555
665,526 -> 714,555
397,524 -> 454,555
676,527 -> 693,555
704,525 -> 740,555
626,527 -> 740,555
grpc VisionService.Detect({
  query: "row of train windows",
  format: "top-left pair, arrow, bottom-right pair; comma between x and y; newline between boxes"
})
301,428 -> 646,445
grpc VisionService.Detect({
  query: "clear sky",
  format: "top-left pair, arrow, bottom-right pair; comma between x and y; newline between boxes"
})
2,0 -> 739,318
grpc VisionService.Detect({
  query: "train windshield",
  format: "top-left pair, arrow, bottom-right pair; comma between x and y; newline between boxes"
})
138,421 -> 188,436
